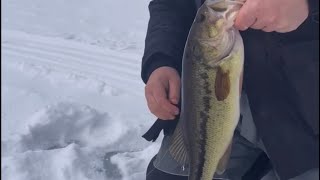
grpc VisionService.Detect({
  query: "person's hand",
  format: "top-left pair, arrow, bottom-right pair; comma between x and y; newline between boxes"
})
145,67 -> 180,120
234,0 -> 309,33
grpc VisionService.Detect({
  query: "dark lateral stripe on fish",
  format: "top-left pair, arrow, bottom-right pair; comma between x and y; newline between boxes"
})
197,112 -> 208,180
196,73 -> 213,180
200,72 -> 213,96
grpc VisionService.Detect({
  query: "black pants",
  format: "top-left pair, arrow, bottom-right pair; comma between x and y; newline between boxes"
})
146,156 -> 188,180
146,153 -> 272,180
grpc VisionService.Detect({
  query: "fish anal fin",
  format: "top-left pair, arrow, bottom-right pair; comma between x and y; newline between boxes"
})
168,123 -> 189,166
216,140 -> 233,175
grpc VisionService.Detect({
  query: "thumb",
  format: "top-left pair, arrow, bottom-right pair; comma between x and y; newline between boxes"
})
234,1 -> 256,31
168,76 -> 181,105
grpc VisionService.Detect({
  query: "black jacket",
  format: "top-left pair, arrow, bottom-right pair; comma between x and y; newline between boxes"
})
141,0 -> 319,179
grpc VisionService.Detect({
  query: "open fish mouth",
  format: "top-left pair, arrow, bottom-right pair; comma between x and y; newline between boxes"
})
197,29 -> 237,67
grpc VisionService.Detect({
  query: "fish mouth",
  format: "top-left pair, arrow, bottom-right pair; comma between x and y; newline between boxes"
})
193,0 -> 242,67
197,29 -> 236,67
205,0 -> 244,29
205,0 -> 245,9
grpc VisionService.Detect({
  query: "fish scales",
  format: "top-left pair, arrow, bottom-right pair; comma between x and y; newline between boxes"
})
153,1 -> 244,180
182,37 -> 243,180
182,1 -> 244,180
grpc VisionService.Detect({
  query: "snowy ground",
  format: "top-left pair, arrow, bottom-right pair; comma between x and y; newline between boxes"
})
2,0 -> 162,180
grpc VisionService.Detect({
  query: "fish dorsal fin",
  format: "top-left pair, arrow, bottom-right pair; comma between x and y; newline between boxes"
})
168,123 -> 189,166
216,139 -> 233,175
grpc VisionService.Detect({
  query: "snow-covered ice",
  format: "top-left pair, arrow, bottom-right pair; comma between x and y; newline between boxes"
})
2,0 -> 162,180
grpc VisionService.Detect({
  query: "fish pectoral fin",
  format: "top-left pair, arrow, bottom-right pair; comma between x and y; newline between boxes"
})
168,123 -> 189,166
216,140 -> 233,175
215,66 -> 231,101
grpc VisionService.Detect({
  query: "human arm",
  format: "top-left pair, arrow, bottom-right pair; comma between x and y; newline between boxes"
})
141,0 -> 196,120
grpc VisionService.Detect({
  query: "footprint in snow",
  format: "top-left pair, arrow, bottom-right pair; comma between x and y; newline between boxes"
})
17,102 -> 115,152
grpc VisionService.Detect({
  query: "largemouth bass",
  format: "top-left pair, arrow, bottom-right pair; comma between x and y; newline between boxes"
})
153,0 -> 245,180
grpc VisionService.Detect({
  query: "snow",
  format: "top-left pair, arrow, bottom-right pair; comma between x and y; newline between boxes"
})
2,0 -> 162,180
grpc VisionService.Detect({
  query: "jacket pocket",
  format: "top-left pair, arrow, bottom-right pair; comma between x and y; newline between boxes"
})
280,40 -> 319,135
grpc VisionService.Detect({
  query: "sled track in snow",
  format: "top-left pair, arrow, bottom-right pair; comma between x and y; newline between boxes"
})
2,31 -> 145,96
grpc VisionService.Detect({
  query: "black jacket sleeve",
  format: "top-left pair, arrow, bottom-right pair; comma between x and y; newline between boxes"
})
141,0 -> 197,84
308,0 -> 319,15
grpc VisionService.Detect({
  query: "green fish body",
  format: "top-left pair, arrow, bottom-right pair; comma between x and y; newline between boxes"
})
153,1 -> 244,180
